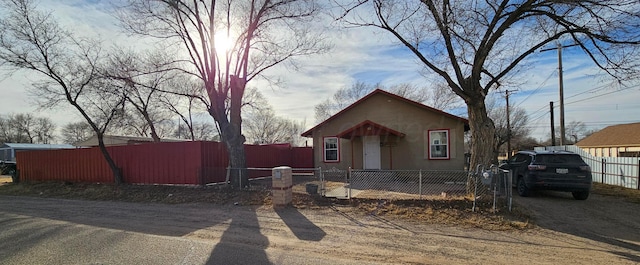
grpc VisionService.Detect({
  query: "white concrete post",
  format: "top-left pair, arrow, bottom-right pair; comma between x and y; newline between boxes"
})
272,166 -> 293,207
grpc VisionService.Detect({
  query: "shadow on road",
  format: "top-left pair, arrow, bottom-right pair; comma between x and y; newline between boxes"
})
275,207 -> 326,241
206,206 -> 271,265
514,190 -> 640,262
0,196 -> 232,237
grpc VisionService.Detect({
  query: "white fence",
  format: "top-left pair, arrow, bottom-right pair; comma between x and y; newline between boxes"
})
535,146 -> 640,189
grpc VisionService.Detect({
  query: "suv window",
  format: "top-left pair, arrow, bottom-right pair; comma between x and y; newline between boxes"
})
535,154 -> 584,164
512,153 -> 530,163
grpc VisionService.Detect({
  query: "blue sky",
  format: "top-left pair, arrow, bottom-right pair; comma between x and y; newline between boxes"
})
1,1 -> 639,143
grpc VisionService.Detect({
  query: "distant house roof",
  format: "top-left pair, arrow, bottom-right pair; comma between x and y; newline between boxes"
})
74,134 -> 188,147
301,89 -> 469,137
0,143 -> 75,150
576,122 -> 640,147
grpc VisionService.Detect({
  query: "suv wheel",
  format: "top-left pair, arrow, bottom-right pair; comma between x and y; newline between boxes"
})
572,191 -> 589,200
517,177 -> 530,197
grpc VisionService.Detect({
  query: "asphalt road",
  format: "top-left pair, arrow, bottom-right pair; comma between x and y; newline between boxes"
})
1,193 -> 639,264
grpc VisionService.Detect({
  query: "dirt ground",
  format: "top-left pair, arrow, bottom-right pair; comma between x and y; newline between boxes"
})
1,176 -> 640,264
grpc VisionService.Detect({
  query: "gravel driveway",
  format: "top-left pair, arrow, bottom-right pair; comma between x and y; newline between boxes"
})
512,190 -> 640,259
0,190 -> 639,264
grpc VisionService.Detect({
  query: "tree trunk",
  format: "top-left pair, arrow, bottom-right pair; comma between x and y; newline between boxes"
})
142,112 -> 161,142
96,133 -> 123,184
218,117 -> 248,189
467,97 -> 497,171
208,75 -> 248,189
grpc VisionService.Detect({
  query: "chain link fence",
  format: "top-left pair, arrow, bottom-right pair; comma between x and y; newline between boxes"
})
220,166 -> 513,211
320,166 -> 513,211
222,167 -> 322,193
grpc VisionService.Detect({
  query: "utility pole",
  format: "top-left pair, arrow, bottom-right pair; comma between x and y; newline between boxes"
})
550,101 -> 556,146
540,42 -> 578,146
505,90 -> 513,160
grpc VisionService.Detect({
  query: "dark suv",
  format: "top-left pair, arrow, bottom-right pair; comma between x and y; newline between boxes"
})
501,150 -> 592,200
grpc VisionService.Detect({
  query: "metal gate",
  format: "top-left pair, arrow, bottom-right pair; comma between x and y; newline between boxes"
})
320,168 -> 350,198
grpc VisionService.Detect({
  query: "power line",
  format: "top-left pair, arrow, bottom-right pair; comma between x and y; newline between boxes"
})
564,83 -> 610,100
566,85 -> 638,105
515,71 -> 555,108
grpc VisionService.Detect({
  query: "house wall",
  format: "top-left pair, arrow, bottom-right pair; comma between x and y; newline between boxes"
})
311,93 -> 466,171
581,146 -> 640,157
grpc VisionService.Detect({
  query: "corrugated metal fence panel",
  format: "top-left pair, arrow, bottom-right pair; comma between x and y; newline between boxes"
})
200,141 -> 229,183
246,144 -> 287,168
16,141 -> 315,185
109,141 -> 204,185
291,147 -> 314,168
245,144 -> 314,169
17,148 -> 113,183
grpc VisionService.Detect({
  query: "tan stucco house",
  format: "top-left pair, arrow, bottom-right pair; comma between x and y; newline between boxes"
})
301,89 -> 469,171
576,122 -> 640,157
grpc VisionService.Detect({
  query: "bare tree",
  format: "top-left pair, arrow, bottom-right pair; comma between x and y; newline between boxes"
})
117,0 -> 328,188
314,81 -> 461,122
337,0 -> 640,168
487,95 -> 530,157
173,121 -> 220,141
0,0 -> 125,183
33,116 -> 55,144
0,113 -> 56,144
566,120 -> 587,144
104,48 -> 178,142
243,90 -> 306,146
159,76 -> 212,141
61,121 -> 93,145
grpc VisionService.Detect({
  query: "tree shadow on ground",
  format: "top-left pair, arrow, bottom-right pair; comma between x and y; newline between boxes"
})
516,190 -> 640,263
206,206 -> 271,265
275,206 -> 326,241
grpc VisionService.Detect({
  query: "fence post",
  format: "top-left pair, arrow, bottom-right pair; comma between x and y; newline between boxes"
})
419,169 -> 422,200
317,167 -> 323,196
637,160 -> 640,190
602,159 -> 606,184
348,167 -> 352,199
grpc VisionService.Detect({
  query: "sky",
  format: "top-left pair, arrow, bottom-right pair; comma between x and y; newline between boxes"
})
1,0 -> 639,144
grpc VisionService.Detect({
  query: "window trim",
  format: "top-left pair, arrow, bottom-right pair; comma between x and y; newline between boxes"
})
428,129 -> 450,160
323,136 -> 340,163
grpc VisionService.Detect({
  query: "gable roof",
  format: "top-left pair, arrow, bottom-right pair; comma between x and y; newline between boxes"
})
336,120 -> 406,139
301,89 -> 468,137
576,122 -> 640,147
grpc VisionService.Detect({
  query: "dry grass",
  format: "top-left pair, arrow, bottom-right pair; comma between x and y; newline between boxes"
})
0,180 -> 532,230
592,183 -> 640,203
349,198 -> 532,230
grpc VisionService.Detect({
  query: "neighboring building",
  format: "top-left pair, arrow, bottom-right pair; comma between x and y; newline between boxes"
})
576,122 -> 640,157
74,134 -> 188,147
0,143 -> 75,162
301,89 -> 469,171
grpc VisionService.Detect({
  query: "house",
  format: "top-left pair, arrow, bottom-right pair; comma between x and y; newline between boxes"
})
576,122 -> 640,157
301,89 -> 469,171
74,134 -> 187,147
0,143 -> 75,162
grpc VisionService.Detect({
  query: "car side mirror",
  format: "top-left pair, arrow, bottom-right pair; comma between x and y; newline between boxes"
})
499,163 -> 510,170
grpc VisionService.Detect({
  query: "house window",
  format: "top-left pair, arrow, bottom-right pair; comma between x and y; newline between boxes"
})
428,129 -> 450,160
323,137 -> 339,162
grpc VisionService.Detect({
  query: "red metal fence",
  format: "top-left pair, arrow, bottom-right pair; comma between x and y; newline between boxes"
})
16,141 -> 313,185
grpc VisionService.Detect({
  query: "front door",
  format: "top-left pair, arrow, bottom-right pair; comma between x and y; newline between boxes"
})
363,135 -> 381,169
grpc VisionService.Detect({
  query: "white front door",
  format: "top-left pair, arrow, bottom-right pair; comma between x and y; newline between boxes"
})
363,135 -> 381,169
